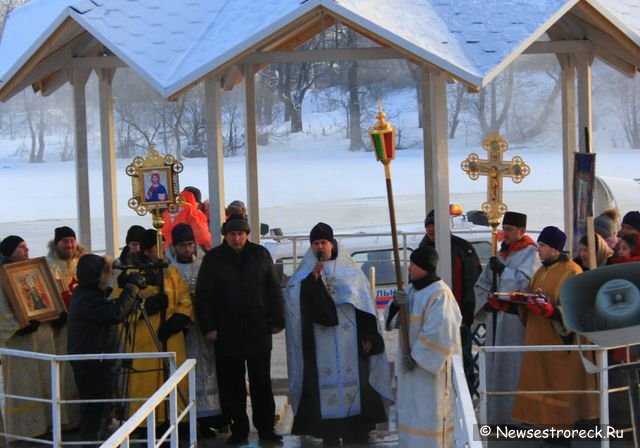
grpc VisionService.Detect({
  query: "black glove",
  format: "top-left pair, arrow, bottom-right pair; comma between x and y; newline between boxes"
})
144,293 -> 169,316
401,354 -> 417,372
489,256 -> 506,275
157,313 -> 191,342
15,319 -> 40,336
51,311 -> 68,329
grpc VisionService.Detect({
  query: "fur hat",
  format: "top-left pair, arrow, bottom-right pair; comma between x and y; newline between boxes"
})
222,215 -> 250,235
309,222 -> 334,243
537,226 -> 567,252
140,229 -> 159,253
622,211 -> 640,232
172,223 -> 195,245
54,226 -> 76,245
125,225 -> 145,245
0,235 -> 24,257
502,212 -> 527,228
410,245 -> 439,273
77,254 -> 111,288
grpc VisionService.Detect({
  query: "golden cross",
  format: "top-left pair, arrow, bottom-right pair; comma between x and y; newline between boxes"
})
461,132 -> 530,227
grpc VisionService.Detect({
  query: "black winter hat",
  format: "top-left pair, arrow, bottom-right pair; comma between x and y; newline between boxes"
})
222,215 -> 250,235
310,222 -> 334,243
424,210 -> 435,227
410,245 -> 439,273
172,223 -> 195,244
54,226 -> 76,245
126,225 -> 145,245
183,186 -> 202,204
0,235 -> 24,257
537,226 -> 567,252
622,211 -> 640,232
140,229 -> 159,253
502,211 -> 527,228
77,254 -> 107,288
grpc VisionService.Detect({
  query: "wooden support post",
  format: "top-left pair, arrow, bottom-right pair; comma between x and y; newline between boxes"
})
97,67 -> 119,256
561,56 -> 577,255
204,76 -> 226,247
421,65 -> 434,214
244,64 -> 260,243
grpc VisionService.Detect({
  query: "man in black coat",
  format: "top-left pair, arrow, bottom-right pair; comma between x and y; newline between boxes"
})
419,210 -> 482,390
195,215 -> 285,445
67,254 -> 141,443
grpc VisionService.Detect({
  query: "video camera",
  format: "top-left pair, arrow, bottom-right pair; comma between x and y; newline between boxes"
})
113,260 -> 169,289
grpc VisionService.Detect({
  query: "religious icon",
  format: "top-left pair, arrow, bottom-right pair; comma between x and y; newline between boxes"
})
0,257 -> 66,327
143,169 -> 170,203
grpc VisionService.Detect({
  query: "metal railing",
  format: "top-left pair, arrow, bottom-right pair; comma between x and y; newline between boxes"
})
103,359 -> 196,448
0,349 -> 194,447
452,354 -> 482,448
477,344 -> 611,448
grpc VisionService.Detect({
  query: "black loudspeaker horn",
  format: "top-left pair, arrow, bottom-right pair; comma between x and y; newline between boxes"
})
561,262 -> 640,348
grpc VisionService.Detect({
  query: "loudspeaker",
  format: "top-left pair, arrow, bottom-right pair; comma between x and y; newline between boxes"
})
561,262 -> 640,347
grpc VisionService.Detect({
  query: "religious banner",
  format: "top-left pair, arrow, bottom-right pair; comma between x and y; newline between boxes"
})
572,152 -> 596,252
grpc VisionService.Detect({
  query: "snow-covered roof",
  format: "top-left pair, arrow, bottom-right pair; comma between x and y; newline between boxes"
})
0,0 -> 638,99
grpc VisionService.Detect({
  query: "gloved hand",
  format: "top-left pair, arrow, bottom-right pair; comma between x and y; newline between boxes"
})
401,354 -> 417,373
144,293 -> 169,316
394,289 -> 408,305
16,319 -> 40,336
157,313 -> 191,342
489,256 -> 506,275
125,273 -> 147,290
51,311 -> 68,329
484,295 -> 509,313
526,298 -> 559,319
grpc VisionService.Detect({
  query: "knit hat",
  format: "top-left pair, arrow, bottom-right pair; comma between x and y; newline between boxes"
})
0,235 -> 24,257
594,214 -> 617,239
424,210 -> 435,227
183,186 -> 202,204
622,211 -> 640,232
76,254 -> 108,288
172,223 -> 195,245
140,229 -> 159,253
537,226 -> 567,252
309,222 -> 334,243
125,225 -> 145,245
54,226 -> 76,245
222,215 -> 250,235
502,211 -> 527,228
410,245 -> 439,273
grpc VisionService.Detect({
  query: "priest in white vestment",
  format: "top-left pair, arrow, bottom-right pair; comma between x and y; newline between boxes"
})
386,245 -> 461,448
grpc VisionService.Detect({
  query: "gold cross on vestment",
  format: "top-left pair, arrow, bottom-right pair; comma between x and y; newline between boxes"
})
460,133 -> 530,226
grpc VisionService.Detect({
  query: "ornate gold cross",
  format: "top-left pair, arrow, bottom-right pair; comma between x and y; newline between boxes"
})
461,133 -> 530,253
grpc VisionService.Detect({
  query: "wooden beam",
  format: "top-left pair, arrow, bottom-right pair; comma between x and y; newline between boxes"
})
576,53 -> 592,153
72,69 -> 92,250
429,68 -> 452,287
523,40 -> 593,54
40,70 -> 69,97
204,76 -> 226,247
239,46 -> 405,64
244,64 -> 260,244
569,14 -> 640,67
98,68 -> 119,256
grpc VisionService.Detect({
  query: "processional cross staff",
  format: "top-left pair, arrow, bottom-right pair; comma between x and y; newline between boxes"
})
369,100 -> 410,356
460,132 -> 530,258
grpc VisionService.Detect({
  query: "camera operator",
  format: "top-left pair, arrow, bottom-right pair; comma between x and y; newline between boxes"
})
67,254 -> 142,443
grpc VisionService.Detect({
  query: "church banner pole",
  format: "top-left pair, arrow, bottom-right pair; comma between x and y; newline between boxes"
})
369,102 -> 410,356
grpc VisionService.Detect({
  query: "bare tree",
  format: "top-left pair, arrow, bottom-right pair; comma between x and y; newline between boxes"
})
476,68 -> 514,135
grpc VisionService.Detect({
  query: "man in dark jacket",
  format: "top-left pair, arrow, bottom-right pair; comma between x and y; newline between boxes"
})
419,210 -> 481,389
195,215 -> 285,445
67,254 -> 141,443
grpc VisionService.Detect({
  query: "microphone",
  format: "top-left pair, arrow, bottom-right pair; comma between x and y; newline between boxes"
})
316,251 -> 326,262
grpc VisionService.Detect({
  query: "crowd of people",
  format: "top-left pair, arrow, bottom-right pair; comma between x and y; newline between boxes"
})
0,195 -> 639,447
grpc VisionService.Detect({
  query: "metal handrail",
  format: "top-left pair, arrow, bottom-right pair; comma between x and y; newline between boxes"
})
103,359 -> 197,448
0,349 -> 186,447
478,344 -> 611,448
451,354 -> 482,448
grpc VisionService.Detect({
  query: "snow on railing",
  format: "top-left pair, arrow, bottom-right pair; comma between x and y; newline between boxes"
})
452,354 -> 482,448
